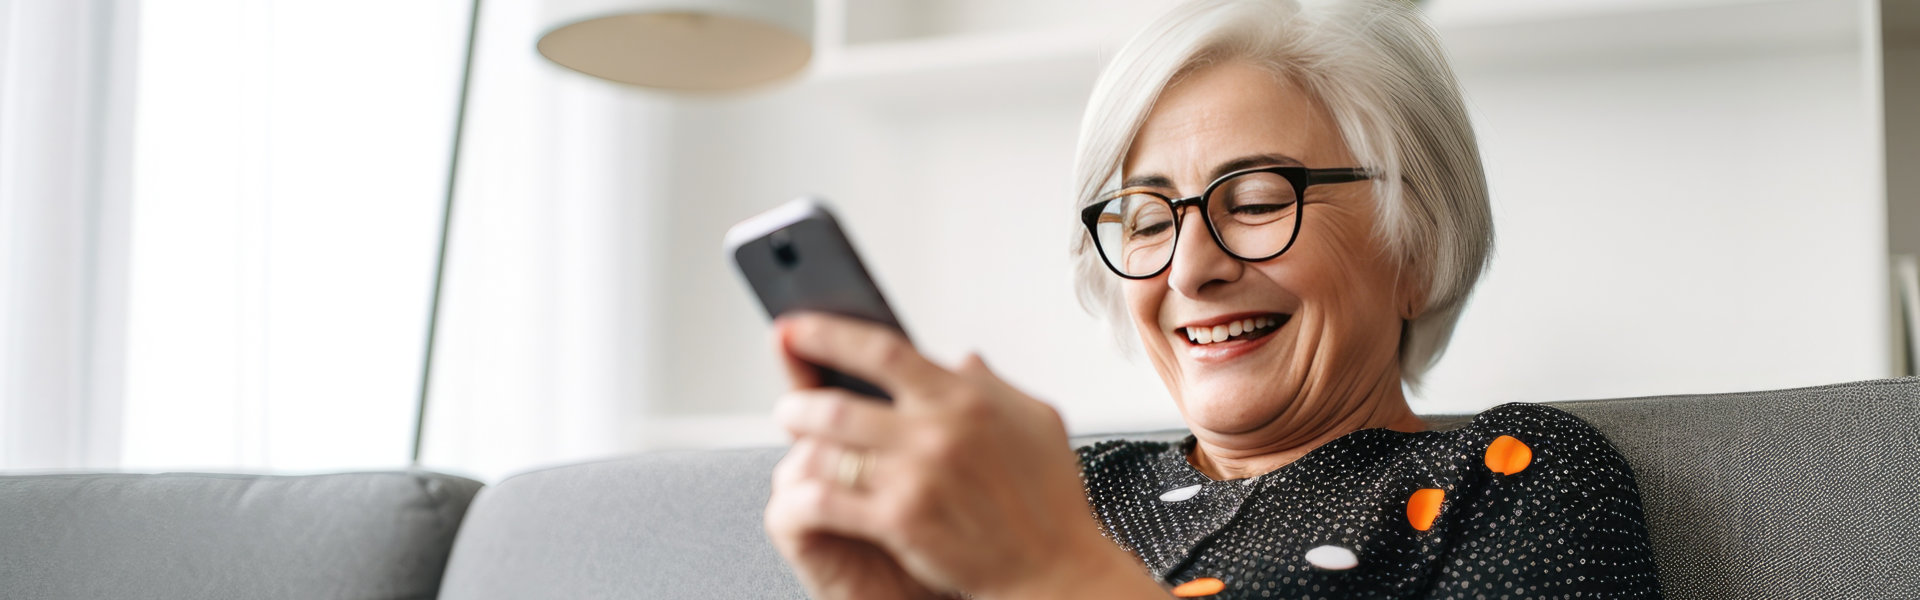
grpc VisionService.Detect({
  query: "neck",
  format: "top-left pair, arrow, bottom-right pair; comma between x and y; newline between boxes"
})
1186,371 -> 1424,480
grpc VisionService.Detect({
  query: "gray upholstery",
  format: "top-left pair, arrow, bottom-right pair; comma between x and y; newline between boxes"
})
1550,379 -> 1920,599
5,379 -> 1914,599
443,378 -> 1919,600
438,449 -> 803,600
0,470 -> 481,600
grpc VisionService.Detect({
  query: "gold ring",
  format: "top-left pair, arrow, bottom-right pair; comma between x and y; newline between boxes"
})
835,449 -> 872,490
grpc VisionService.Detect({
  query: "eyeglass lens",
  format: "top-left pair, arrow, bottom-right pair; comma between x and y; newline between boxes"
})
1092,170 -> 1300,277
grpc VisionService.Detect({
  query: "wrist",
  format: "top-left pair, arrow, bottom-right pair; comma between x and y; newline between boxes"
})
989,534 -> 1165,600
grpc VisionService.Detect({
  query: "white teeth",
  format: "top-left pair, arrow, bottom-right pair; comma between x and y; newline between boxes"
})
1185,316 -> 1288,345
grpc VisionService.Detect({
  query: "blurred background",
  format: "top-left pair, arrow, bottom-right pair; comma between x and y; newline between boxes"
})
2,0 -> 1914,482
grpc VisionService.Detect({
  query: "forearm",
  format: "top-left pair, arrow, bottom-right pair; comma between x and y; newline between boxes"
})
986,536 -> 1168,600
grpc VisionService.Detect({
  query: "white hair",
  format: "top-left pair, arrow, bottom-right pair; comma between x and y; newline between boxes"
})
1069,0 -> 1492,390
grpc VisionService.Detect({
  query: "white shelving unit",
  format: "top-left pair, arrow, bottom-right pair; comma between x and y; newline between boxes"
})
1432,0 -> 1861,67
796,0 -> 1863,93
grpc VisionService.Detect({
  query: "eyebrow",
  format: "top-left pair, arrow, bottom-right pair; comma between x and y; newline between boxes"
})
1121,153 -> 1306,191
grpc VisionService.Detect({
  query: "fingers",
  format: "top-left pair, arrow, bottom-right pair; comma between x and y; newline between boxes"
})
953,353 -> 1020,401
776,388 -> 901,448
772,437 -> 827,487
766,478 -> 883,540
769,440 -> 886,541
777,312 -> 950,399
953,353 -> 994,383
772,326 -> 823,389
774,438 -> 886,491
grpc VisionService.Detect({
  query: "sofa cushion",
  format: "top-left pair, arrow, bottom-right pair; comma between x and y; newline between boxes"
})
0,470 -> 481,600
439,448 -> 803,600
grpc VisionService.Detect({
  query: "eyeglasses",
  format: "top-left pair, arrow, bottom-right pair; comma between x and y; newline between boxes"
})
1080,165 -> 1373,279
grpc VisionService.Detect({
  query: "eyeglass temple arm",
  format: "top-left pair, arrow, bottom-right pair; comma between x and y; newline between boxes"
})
1305,167 -> 1374,185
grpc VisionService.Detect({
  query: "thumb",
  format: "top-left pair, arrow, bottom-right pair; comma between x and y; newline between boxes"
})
955,352 -> 995,381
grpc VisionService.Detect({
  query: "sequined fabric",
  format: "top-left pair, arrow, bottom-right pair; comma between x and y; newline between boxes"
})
1078,403 -> 1662,599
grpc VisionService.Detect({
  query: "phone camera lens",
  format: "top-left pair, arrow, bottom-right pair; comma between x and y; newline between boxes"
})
771,229 -> 799,267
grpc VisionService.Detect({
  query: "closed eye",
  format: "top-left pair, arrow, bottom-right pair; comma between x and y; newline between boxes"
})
1231,204 -> 1291,216
1132,221 -> 1172,238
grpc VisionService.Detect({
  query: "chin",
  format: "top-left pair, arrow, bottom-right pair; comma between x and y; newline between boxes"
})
1176,379 -> 1294,435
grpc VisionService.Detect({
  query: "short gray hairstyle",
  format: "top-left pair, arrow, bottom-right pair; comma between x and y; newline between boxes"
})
1069,0 -> 1492,389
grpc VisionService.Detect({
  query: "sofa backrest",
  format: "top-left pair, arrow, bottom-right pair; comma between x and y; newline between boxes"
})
438,378 -> 1920,599
0,470 -> 481,600
1549,377 -> 1919,599
438,448 -> 802,600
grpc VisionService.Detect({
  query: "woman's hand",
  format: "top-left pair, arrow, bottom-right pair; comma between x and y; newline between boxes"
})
762,312 -> 1162,599
764,450 -> 942,600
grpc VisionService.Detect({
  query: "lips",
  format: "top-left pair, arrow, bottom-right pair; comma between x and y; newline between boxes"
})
1177,313 -> 1290,346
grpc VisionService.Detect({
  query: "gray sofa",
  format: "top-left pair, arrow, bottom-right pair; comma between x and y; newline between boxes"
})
4,378 -> 1916,599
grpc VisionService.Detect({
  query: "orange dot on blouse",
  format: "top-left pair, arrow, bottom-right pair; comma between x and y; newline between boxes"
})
1172,577 -> 1226,597
1484,435 -> 1533,475
1407,488 -> 1444,531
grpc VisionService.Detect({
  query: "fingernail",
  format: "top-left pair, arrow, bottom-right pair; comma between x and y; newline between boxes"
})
773,320 -> 797,349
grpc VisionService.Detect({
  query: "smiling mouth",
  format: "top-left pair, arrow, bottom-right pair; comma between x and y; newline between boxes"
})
1179,314 -> 1289,346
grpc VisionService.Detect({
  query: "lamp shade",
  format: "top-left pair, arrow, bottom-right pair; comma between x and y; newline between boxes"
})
537,0 -> 812,90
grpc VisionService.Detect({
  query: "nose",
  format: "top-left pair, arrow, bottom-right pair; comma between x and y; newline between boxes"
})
1166,205 -> 1243,298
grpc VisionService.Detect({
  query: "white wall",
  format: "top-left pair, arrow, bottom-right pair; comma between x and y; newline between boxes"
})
634,0 -> 1894,445
418,0 -> 676,482
1422,48 -> 1884,412
655,78 -> 1179,437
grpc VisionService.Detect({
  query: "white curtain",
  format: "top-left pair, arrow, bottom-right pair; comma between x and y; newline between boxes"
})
115,0 -> 471,472
418,0 -> 673,482
1,0 -> 671,480
0,0 -> 138,471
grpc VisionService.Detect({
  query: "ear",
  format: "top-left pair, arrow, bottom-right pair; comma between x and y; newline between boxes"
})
1396,260 -> 1429,321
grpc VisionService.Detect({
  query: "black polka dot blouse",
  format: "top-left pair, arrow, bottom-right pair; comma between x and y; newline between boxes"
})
1076,403 -> 1662,599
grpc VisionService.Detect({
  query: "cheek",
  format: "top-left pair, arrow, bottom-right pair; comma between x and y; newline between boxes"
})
1120,280 -> 1165,338
1271,216 -> 1403,327
1120,279 -> 1188,395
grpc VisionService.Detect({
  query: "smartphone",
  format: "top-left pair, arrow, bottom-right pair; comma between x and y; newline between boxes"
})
725,197 -> 906,401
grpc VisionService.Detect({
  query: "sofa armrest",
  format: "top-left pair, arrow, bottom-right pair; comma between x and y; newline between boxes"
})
0,470 -> 481,599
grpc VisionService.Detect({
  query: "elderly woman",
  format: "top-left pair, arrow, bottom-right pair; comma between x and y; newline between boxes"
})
763,0 -> 1661,598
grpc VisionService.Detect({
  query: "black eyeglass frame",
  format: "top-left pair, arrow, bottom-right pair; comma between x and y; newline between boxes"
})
1079,165 -> 1374,280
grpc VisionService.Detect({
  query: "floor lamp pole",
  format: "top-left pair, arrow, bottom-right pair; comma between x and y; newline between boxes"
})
415,0 -> 482,466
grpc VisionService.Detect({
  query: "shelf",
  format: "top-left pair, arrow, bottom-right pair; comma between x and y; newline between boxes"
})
797,0 -> 1863,102
803,25 -> 1113,104
1431,0 -> 1862,70
811,25 -> 1113,83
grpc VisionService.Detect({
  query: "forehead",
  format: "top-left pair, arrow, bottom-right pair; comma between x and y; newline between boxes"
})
1122,61 -> 1346,186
